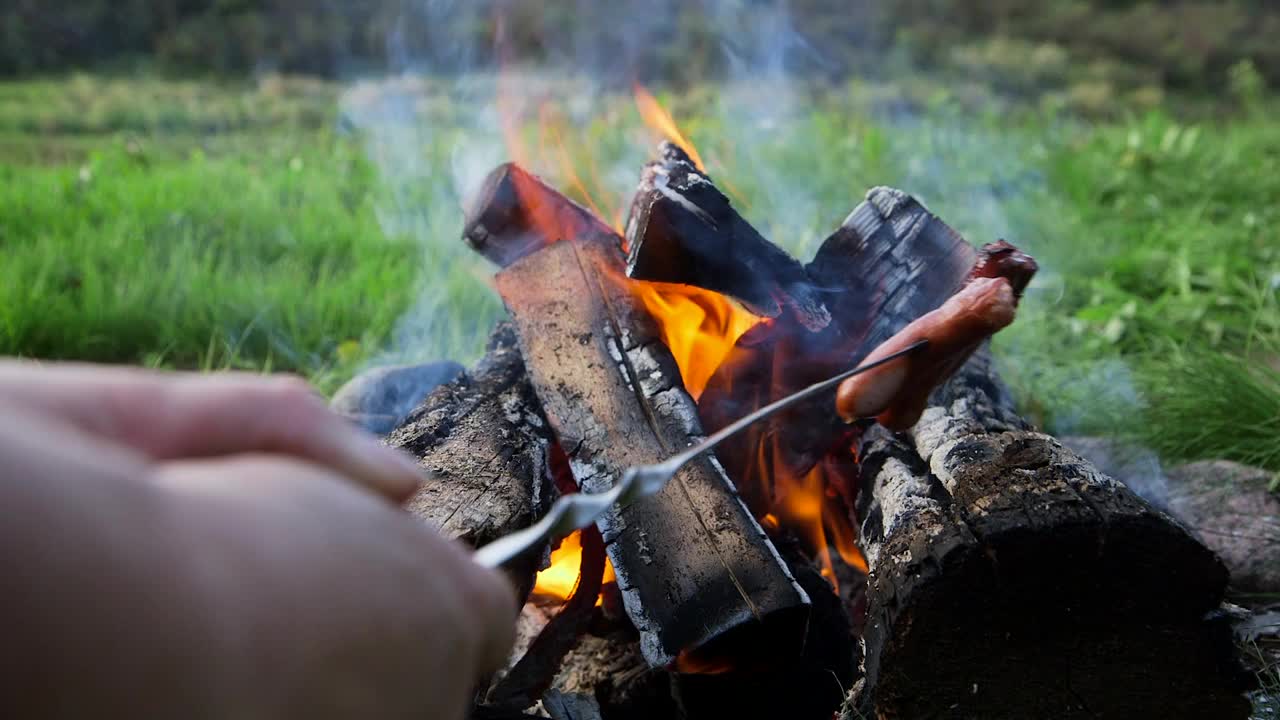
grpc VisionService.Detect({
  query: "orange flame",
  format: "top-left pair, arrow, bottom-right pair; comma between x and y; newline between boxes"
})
500,71 -> 868,606
633,281 -> 761,400
633,84 -> 706,172
532,530 -> 616,606
753,439 -> 867,589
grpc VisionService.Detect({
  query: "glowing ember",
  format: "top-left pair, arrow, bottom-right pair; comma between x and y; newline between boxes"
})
632,280 -> 761,400
633,84 -> 706,173
532,530 -> 615,606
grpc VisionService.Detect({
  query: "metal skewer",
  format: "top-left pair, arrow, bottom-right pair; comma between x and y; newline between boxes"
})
472,339 -> 928,569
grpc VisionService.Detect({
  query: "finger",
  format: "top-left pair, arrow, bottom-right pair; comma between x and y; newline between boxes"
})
0,361 -> 423,502
444,542 -> 519,673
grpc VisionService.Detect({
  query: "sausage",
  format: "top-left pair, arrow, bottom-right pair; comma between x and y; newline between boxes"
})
967,239 -> 1038,299
835,276 -> 1018,430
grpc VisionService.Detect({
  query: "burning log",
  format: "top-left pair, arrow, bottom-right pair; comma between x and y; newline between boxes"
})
698,187 -> 982,538
849,349 -> 1250,719
494,231 -> 811,670
486,525 -> 608,709
387,323 -> 556,598
624,142 -> 830,331
806,187 -> 978,354
465,162 -> 615,268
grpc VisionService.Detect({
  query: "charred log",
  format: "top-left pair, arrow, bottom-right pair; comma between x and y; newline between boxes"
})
847,349 -> 1250,719
387,323 -> 555,599
672,537 -> 856,720
624,142 -> 829,330
495,234 -> 810,669
700,187 -> 979,515
486,526 -> 608,709
806,186 -> 977,354
464,162 -> 618,268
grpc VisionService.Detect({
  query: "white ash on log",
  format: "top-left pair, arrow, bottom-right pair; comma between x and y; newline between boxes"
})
387,323 -> 556,599
624,142 -> 830,331
494,231 -> 811,669
848,350 -> 1251,719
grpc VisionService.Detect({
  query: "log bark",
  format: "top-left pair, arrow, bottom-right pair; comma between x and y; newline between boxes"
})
847,348 -> 1250,719
465,162 -> 616,268
624,142 -> 830,331
495,234 -> 810,669
387,323 -> 555,598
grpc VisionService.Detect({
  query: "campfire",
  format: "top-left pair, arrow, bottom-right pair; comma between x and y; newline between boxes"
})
388,93 -> 1251,719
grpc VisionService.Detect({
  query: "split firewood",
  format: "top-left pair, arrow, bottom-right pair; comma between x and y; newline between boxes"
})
624,142 -> 830,330
387,322 -> 556,600
486,525 -> 607,709
465,163 -> 810,669
495,234 -> 810,669
464,162 -> 618,268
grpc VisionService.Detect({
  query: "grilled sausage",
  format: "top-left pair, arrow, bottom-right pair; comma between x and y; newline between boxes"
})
835,276 -> 1018,430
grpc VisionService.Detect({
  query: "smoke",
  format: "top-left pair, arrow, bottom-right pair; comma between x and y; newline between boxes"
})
341,0 -> 839,366
338,0 -> 1150,470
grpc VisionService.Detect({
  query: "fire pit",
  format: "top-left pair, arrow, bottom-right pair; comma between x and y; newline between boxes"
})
386,109 -> 1251,718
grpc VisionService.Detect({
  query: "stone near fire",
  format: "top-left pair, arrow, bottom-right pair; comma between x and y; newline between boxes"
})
1062,439 -> 1280,596
330,360 -> 463,435
1165,460 -> 1280,596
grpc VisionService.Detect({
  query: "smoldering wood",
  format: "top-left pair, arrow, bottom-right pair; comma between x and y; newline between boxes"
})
541,690 -> 604,720
672,538 -> 857,720
387,323 -> 555,599
495,234 -> 810,669
485,525 -> 608,709
624,142 -> 830,331
847,349 -> 1250,719
552,625 -> 674,719
464,162 -> 619,268
699,186 -> 979,509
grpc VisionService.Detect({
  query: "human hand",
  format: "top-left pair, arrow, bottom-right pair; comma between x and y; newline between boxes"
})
0,361 -> 515,720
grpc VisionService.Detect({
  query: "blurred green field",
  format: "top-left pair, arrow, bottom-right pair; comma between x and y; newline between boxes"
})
1,74 -> 1277,474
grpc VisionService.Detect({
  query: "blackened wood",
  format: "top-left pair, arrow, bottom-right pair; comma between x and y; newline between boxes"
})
624,142 -> 830,330
387,323 -> 555,598
464,162 -> 619,268
699,187 -> 979,512
673,538 -> 856,720
486,525 -> 607,709
541,690 -> 604,720
806,186 -> 977,355
496,235 -> 810,669
847,349 -> 1248,719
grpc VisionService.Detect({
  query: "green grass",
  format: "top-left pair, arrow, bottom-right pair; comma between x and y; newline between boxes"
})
1,74 -> 1277,472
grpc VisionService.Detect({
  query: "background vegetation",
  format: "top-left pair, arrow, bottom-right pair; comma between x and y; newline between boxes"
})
2,1 -> 1276,475
7,0 -> 1280,95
